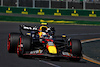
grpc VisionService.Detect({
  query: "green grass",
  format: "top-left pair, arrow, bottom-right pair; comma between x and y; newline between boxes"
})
0,15 -> 100,25
0,16 -> 41,22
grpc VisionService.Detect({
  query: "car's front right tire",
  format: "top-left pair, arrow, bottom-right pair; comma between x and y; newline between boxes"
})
17,36 -> 31,57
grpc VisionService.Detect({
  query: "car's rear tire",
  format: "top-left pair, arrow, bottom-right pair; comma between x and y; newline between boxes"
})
7,33 -> 21,53
69,39 -> 82,61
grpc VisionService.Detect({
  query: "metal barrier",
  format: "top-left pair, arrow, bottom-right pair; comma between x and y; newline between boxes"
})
0,0 -> 100,10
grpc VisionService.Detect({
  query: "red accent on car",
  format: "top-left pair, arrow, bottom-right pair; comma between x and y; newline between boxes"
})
45,39 -> 54,42
17,37 -> 22,56
46,45 -> 49,49
19,37 -> 22,51
62,55 -> 80,58
7,33 -> 11,51
42,41 -> 45,43
54,46 -> 56,47
51,40 -> 53,42
62,55 -> 71,57
70,41 -> 72,53
46,39 -> 49,41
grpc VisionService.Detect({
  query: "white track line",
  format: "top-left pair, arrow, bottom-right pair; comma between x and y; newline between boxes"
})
39,60 -> 61,67
67,33 -> 100,36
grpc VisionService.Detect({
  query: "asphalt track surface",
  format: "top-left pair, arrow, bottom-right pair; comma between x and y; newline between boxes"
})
82,40 -> 100,61
0,22 -> 100,67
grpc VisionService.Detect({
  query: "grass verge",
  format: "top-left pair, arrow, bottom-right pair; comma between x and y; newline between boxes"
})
0,15 -> 100,25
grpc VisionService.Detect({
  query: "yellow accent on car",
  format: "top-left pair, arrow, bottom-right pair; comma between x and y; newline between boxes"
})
18,45 -> 20,47
62,35 -> 66,37
39,49 -> 41,53
38,32 -> 42,37
48,46 -> 57,54
26,33 -> 31,35
39,26 -> 48,30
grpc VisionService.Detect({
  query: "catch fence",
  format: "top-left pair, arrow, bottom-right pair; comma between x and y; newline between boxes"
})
0,0 -> 100,10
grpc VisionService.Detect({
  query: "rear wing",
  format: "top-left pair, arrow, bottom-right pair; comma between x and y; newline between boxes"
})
19,25 -> 38,35
19,25 -> 38,30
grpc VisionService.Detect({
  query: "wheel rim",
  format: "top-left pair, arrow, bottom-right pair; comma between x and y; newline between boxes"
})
17,37 -> 21,56
7,34 -> 11,51
17,43 -> 19,56
70,41 -> 72,53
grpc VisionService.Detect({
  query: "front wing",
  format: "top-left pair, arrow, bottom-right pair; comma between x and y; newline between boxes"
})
22,52 -> 82,59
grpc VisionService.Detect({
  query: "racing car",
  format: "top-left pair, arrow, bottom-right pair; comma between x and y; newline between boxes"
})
7,23 -> 82,61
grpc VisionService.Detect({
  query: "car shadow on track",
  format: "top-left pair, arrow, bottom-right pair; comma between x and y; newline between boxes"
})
20,56 -> 86,64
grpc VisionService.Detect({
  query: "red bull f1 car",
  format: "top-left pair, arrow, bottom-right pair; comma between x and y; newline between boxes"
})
7,23 -> 82,61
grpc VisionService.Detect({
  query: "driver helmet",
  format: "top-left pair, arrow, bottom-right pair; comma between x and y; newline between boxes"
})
42,27 -> 47,32
46,27 -> 51,32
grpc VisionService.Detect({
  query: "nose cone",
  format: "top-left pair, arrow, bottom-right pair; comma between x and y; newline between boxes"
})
48,46 -> 57,54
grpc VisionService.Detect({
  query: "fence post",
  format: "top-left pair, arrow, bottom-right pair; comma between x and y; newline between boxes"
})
83,0 -> 86,10
66,0 -> 68,9
33,0 -> 35,8
17,0 -> 19,7
49,0 -> 51,9
1,0 -> 3,6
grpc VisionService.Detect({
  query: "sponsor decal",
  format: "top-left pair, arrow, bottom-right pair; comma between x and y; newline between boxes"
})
37,9 -> 45,15
23,26 -> 37,30
71,10 -> 79,16
6,7 -> 12,13
62,52 -> 73,56
30,50 -> 43,54
89,10 -> 97,17
54,9 -> 61,16
21,8 -> 28,14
